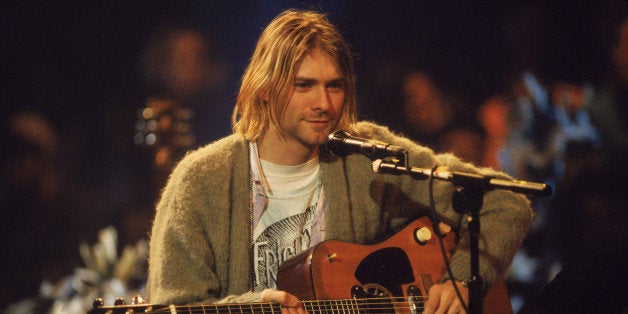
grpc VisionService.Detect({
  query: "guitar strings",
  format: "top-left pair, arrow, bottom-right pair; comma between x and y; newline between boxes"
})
149,306 -> 428,313
147,297 -> 430,313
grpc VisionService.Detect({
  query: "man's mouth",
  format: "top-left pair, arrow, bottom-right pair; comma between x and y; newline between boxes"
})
306,119 -> 332,127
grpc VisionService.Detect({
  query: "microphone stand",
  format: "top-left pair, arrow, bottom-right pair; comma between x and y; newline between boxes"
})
373,159 -> 552,314
452,177 -> 485,314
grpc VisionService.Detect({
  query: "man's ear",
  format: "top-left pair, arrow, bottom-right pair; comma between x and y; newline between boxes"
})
259,90 -> 270,102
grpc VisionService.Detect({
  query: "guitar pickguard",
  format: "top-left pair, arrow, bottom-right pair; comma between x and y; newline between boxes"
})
354,246 -> 415,297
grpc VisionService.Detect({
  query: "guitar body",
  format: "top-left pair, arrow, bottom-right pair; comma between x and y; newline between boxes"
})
277,216 -> 512,314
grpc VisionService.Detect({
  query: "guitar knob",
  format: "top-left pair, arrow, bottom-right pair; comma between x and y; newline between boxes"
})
438,222 -> 452,236
414,227 -> 432,244
114,298 -> 126,306
92,298 -> 104,308
132,295 -> 146,304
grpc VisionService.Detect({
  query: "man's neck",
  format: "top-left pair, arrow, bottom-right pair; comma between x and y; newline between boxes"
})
257,132 -> 319,166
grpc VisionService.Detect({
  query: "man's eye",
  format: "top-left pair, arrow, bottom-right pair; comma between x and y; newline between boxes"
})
327,82 -> 345,93
294,82 -> 311,91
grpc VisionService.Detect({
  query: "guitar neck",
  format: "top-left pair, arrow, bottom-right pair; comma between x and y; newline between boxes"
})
156,302 -> 281,313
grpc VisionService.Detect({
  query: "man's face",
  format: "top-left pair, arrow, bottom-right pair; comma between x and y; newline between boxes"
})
278,48 -> 346,148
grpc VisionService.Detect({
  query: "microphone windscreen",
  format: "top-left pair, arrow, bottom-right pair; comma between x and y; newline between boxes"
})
325,130 -> 350,157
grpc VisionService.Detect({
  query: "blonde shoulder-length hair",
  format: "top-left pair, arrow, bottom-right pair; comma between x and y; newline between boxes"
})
232,9 -> 357,141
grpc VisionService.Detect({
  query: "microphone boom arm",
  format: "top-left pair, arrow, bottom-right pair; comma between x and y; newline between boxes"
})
373,159 -> 552,197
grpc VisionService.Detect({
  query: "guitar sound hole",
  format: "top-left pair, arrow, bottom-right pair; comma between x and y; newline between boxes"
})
351,284 -> 396,314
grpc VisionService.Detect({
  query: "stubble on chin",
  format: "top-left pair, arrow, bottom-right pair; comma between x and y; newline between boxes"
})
295,129 -> 328,148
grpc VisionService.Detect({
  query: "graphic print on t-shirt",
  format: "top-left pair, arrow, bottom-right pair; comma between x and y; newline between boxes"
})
253,204 -> 314,291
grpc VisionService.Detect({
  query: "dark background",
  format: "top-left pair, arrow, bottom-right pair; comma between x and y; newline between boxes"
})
2,0 -> 626,311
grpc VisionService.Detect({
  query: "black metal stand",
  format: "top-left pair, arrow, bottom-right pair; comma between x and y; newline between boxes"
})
452,184 -> 486,314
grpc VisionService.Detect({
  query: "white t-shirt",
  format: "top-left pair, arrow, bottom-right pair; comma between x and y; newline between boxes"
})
249,143 -> 326,291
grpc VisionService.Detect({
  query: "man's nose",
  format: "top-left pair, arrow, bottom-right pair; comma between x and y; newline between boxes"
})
312,87 -> 331,111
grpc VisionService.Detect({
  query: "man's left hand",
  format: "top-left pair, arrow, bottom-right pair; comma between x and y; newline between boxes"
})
261,288 -> 307,314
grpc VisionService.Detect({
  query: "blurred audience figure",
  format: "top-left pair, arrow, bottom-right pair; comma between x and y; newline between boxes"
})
119,27 -> 232,247
499,70 -> 602,312
500,72 -> 558,182
398,69 -> 485,165
585,14 -> 628,163
477,95 -> 512,169
400,70 -> 456,149
141,28 -> 223,102
438,127 -> 484,165
0,111 -> 105,309
137,27 -> 229,181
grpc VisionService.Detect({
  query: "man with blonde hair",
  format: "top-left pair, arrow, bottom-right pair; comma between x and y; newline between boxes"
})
147,9 -> 533,313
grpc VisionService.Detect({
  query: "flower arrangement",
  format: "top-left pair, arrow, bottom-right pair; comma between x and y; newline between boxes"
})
6,226 -> 148,314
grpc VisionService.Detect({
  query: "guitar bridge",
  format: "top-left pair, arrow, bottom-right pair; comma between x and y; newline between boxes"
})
350,285 -> 396,313
406,284 -> 425,314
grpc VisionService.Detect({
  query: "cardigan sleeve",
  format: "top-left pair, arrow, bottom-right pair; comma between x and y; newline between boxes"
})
146,153 -> 223,305
147,134 -> 255,305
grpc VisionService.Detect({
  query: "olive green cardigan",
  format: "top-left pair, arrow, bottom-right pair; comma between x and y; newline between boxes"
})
147,121 -> 533,305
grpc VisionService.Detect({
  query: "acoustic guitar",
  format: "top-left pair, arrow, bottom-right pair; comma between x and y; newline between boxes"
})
89,216 -> 512,313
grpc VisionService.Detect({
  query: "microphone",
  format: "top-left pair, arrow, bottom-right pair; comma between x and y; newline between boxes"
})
326,130 -> 407,160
